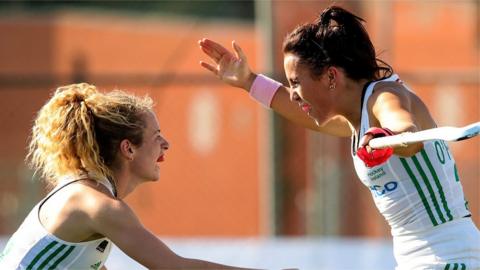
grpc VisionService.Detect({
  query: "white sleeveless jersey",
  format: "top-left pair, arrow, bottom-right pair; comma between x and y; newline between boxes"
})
351,74 -> 480,269
0,176 -> 115,270
351,74 -> 470,235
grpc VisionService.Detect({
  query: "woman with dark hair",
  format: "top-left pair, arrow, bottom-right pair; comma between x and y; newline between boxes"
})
199,6 -> 479,270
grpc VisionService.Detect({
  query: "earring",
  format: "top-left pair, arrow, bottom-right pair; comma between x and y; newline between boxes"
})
329,83 -> 336,91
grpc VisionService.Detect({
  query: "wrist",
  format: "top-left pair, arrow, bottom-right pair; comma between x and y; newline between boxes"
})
248,74 -> 282,108
244,72 -> 257,92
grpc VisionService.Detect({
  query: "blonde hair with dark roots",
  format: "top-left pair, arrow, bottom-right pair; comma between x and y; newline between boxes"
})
27,83 -> 153,187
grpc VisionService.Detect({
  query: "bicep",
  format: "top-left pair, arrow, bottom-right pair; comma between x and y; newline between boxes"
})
371,89 -> 418,133
371,89 -> 424,156
90,200 -> 182,269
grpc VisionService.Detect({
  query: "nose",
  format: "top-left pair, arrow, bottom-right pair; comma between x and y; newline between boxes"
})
290,90 -> 301,102
161,137 -> 170,151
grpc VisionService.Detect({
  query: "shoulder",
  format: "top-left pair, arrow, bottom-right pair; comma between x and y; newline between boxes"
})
68,182 -> 140,234
66,181 -> 140,237
370,81 -> 412,103
367,81 -> 416,113
50,180 -> 129,231
37,179 -> 127,241
67,180 -> 118,210
68,181 -> 130,220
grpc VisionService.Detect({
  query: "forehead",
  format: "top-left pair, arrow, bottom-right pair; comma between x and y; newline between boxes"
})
283,53 -> 304,77
143,111 -> 160,131
284,53 -> 299,69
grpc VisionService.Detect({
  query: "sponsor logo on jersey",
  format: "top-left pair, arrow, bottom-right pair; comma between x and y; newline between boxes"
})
367,167 -> 386,181
369,181 -> 398,197
96,240 -> 109,253
90,261 -> 101,270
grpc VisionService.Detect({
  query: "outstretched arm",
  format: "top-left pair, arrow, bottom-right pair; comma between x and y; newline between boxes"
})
198,38 -> 350,136
90,197 -> 260,270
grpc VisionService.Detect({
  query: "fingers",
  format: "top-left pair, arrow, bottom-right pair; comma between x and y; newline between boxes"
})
199,41 -> 222,62
359,134 -> 374,153
232,40 -> 246,61
199,61 -> 218,76
198,38 -> 230,62
359,134 -> 373,148
201,38 -> 229,54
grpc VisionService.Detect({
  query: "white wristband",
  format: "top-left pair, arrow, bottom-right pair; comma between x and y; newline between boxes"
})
249,74 -> 282,108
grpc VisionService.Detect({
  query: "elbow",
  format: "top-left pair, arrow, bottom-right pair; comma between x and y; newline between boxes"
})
394,142 -> 424,157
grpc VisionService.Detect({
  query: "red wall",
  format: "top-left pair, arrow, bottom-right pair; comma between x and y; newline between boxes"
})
0,13 -> 269,236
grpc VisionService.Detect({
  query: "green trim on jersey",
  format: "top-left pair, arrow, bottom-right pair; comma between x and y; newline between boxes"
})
400,150 -> 453,227
400,158 -> 438,226
420,149 -> 453,221
454,164 -> 460,182
26,241 -> 76,270
37,244 -> 67,269
26,241 -> 58,270
411,155 -> 446,223
49,245 -> 75,270
444,263 -> 466,270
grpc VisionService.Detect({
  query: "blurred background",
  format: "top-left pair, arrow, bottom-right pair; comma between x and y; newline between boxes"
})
0,1 -> 478,269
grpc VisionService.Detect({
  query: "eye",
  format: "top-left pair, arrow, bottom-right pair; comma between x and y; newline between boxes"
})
289,79 -> 300,88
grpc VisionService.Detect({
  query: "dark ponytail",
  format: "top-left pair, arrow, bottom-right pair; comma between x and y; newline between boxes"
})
283,6 -> 392,81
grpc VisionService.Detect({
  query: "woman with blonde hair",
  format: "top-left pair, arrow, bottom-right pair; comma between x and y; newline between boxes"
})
0,83 -> 260,269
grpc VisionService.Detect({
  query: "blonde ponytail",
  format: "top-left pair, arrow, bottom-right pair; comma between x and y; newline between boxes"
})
27,83 -> 153,187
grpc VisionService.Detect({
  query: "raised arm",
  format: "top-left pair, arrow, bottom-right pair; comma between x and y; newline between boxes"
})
360,84 -> 426,157
198,38 -> 350,136
90,197 -> 259,270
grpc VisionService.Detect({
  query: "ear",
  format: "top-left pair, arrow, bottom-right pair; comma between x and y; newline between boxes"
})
326,66 -> 338,81
326,66 -> 339,91
119,139 -> 134,160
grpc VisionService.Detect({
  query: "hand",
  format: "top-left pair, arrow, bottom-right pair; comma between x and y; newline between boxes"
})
198,38 -> 256,91
357,127 -> 394,167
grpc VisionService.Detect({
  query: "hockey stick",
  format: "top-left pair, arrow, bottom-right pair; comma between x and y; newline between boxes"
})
369,122 -> 480,149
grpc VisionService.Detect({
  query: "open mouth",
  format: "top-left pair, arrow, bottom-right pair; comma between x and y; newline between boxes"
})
157,155 -> 165,162
300,102 -> 312,113
302,104 -> 312,113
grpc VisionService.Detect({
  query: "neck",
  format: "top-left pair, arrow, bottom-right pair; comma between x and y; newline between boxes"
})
111,168 -> 139,199
337,78 -> 369,132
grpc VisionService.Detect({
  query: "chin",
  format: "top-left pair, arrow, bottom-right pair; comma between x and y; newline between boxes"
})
142,172 -> 160,183
311,115 -> 323,127
148,172 -> 160,182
